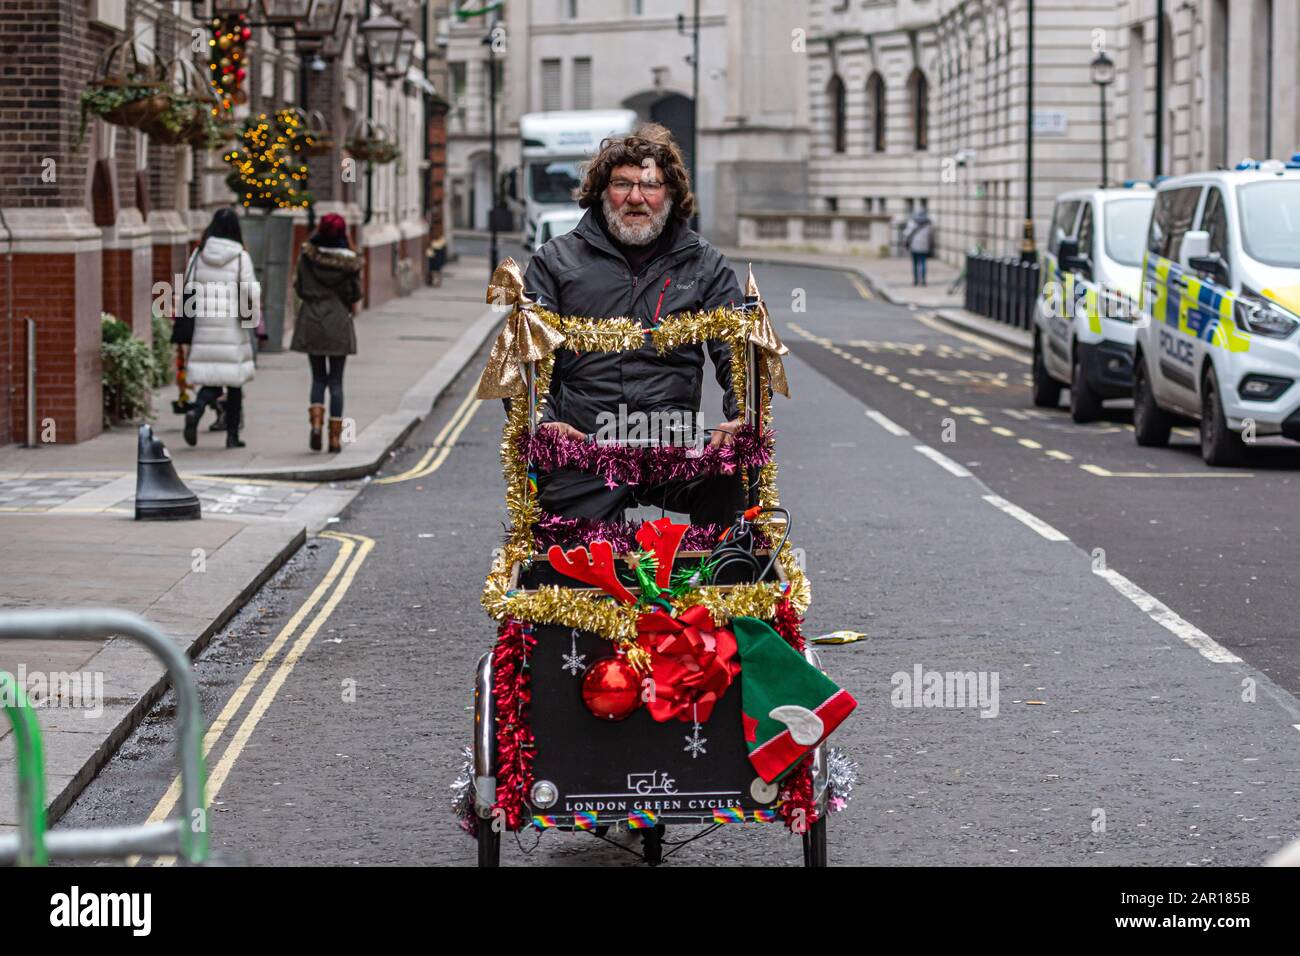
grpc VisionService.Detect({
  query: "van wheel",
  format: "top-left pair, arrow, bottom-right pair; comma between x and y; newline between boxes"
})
1133,356 -> 1172,447
1031,334 -> 1062,408
1070,346 -> 1103,423
1200,367 -> 1246,466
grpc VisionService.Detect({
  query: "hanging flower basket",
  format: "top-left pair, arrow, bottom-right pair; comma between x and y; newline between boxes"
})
344,119 -> 399,165
143,57 -> 221,147
297,109 -> 335,156
79,37 -> 168,141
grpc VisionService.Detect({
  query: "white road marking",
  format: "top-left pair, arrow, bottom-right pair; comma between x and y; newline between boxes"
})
981,494 -> 1069,541
913,445 -> 972,477
1092,567 -> 1243,664
866,410 -> 910,436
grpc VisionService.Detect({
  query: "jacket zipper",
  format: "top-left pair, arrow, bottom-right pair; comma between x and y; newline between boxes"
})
651,276 -> 672,326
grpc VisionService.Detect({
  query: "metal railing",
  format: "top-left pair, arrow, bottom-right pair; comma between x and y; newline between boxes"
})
964,253 -> 1041,331
0,609 -> 209,866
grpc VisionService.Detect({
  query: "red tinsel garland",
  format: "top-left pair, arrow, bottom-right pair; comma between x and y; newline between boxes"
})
519,424 -> 772,489
491,618 -> 536,831
772,598 -> 807,652
772,598 -> 818,830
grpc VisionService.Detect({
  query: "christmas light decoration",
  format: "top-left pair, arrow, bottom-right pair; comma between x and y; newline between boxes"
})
223,109 -> 315,210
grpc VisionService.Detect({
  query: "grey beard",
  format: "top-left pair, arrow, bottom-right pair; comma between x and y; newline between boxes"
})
602,193 -> 673,245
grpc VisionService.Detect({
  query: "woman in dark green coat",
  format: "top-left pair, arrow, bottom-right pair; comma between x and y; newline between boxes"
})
291,213 -> 363,452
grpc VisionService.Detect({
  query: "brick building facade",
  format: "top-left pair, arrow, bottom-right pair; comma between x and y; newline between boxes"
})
0,0 -> 445,447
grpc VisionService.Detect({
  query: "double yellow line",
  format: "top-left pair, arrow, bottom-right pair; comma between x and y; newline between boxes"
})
374,388 -> 481,485
135,530 -> 375,866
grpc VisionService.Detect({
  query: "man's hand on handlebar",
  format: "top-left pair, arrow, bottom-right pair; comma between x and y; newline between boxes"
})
540,421 -> 588,442
709,418 -> 743,448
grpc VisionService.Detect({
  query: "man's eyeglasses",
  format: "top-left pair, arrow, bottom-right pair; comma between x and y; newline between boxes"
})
608,179 -> 666,197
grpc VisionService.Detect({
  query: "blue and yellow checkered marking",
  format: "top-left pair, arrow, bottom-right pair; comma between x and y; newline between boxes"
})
1145,255 -> 1251,353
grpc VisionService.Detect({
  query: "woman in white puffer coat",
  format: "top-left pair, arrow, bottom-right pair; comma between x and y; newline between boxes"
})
182,208 -> 261,448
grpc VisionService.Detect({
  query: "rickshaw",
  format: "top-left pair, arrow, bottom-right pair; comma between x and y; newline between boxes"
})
455,260 -> 857,866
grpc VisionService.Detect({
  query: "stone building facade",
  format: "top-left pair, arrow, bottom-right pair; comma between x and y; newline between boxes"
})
802,0 -> 1300,266
441,0 -> 809,244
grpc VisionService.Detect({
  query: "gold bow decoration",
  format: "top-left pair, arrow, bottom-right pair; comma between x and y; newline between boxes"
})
745,264 -> 790,398
475,258 -> 567,400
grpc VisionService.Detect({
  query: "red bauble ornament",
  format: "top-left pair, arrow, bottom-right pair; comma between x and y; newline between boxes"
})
241,26 -> 252,40
236,68 -> 246,82
581,657 -> 641,721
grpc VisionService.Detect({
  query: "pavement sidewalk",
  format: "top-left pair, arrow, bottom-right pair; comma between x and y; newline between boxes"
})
0,255 -> 503,833
722,245 -> 1032,352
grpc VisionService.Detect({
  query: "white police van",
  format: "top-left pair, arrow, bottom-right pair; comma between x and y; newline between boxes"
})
1031,184 -> 1154,421
1133,159 -> 1300,465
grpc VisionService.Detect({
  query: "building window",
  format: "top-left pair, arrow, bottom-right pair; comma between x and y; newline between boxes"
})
867,71 -> 885,152
828,73 -> 847,153
541,58 -> 562,111
450,61 -> 467,104
908,68 -> 929,151
565,0 -> 577,18
573,56 -> 592,110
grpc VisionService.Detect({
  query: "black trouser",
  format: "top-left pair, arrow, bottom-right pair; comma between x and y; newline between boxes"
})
195,385 -> 242,437
537,468 -> 747,528
308,354 -> 346,417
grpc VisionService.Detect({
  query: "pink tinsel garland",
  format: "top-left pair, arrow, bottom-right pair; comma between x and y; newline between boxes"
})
519,423 -> 771,488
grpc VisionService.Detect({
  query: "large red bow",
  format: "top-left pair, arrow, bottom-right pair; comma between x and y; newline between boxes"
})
636,604 -> 740,723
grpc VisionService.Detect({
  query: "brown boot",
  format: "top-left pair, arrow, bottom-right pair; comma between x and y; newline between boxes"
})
309,404 -> 325,451
328,417 -> 343,453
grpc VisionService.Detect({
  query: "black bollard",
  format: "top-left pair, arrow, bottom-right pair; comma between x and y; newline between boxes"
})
135,424 -> 201,520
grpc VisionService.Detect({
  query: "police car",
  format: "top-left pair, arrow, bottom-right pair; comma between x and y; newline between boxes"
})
1031,184 -> 1154,422
1133,159 -> 1300,465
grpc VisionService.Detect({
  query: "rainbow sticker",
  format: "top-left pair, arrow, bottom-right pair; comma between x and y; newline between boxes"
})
530,815 -> 558,829
627,809 -> 658,829
573,811 -> 598,831
753,808 -> 779,823
713,806 -> 746,825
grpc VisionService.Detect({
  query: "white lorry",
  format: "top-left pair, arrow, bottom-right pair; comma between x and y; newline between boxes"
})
517,109 -> 638,248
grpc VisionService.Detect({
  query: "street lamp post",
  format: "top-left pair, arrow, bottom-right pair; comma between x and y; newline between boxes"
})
359,7 -> 405,224
1021,0 -> 1036,262
484,19 -> 499,275
454,1 -> 505,276
676,1 -> 700,233
1090,50 -> 1115,188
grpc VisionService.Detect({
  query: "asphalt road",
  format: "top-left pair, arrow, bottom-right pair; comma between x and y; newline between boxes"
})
58,256 -> 1300,867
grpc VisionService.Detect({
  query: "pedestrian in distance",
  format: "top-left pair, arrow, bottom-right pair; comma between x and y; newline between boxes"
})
903,207 -> 934,286
427,234 -> 447,288
291,212 -> 363,453
182,208 -> 260,449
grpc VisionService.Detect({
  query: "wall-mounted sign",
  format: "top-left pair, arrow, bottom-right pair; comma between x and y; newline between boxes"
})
1033,110 -> 1068,136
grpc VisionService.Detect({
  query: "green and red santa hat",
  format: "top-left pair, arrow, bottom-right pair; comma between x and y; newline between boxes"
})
732,616 -> 857,783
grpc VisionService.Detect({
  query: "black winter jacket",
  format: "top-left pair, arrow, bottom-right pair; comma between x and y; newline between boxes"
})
523,209 -> 742,435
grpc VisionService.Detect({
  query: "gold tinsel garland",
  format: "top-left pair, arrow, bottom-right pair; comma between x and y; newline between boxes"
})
479,295 -> 810,646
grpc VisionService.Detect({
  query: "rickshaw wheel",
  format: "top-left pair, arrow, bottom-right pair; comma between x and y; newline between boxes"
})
477,824 -> 501,867
640,824 -> 666,866
802,816 -> 827,867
